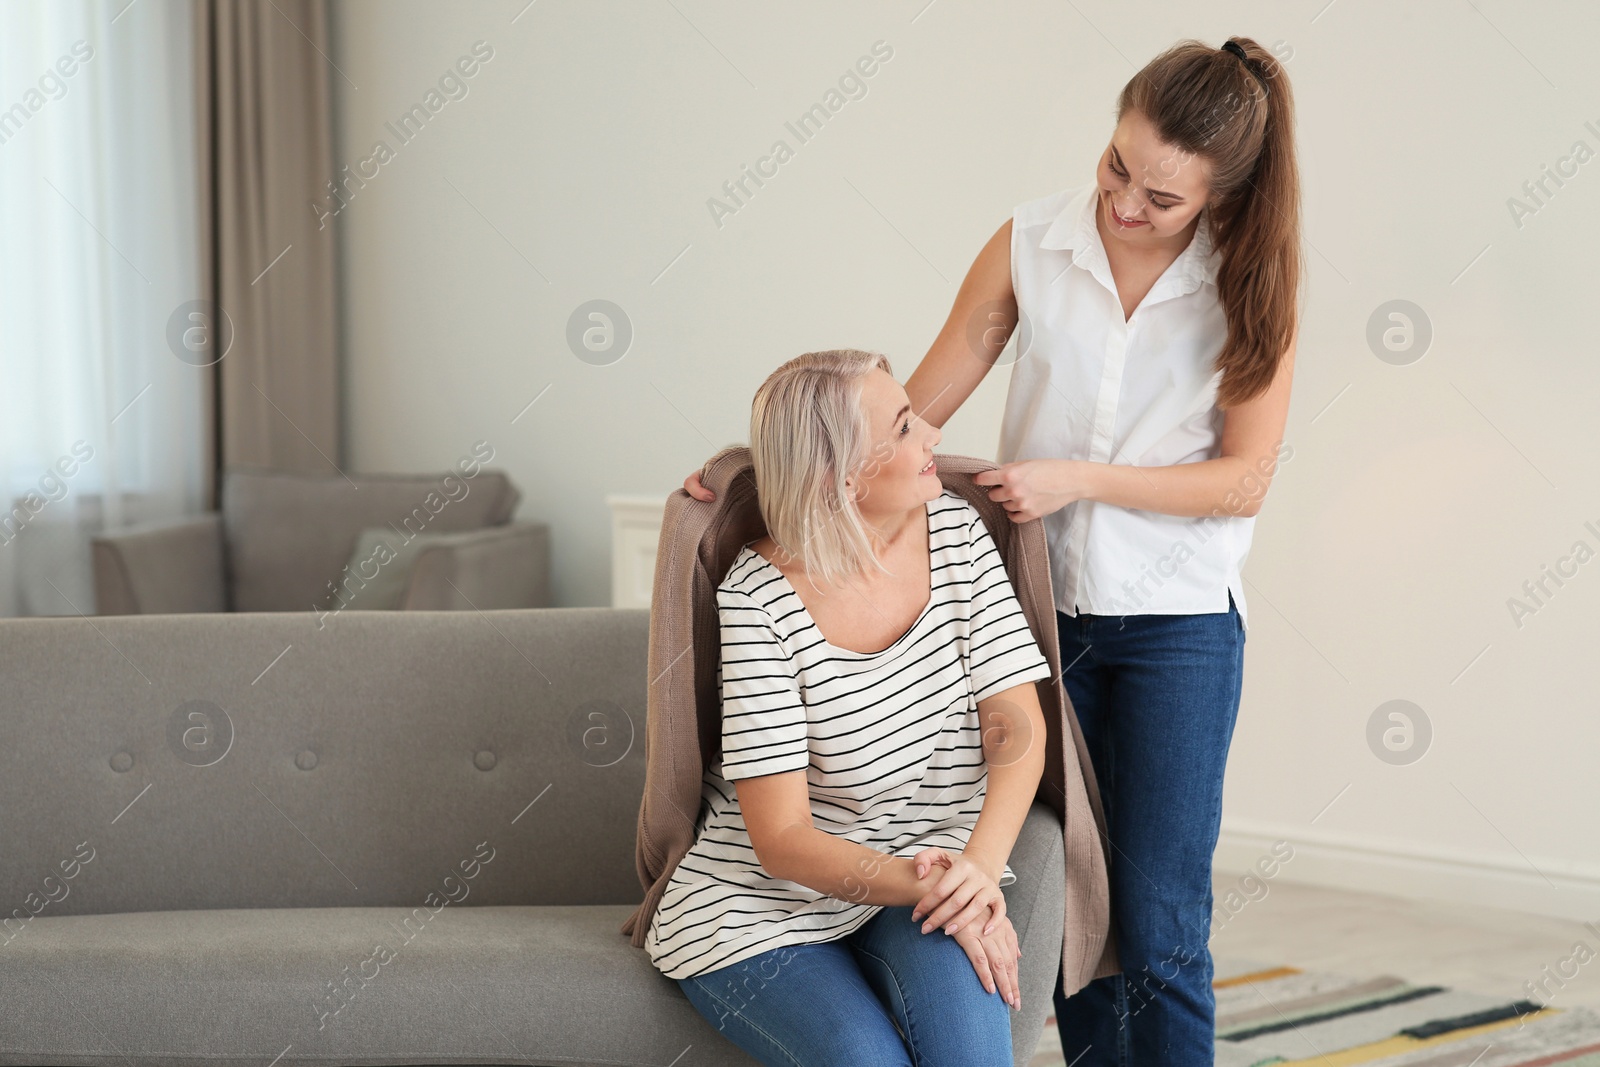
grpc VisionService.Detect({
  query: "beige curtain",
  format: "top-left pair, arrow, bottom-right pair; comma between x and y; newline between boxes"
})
192,0 -> 340,511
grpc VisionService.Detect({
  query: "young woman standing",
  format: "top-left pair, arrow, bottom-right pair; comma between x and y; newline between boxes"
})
689,35 -> 1302,1066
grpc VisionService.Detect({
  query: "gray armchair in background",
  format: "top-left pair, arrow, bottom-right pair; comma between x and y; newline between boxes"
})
90,467 -> 551,615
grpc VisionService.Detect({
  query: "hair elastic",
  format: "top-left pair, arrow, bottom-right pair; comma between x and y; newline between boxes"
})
1221,40 -> 1270,97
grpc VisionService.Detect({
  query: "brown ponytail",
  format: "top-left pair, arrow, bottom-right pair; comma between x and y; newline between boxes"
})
1117,36 -> 1302,408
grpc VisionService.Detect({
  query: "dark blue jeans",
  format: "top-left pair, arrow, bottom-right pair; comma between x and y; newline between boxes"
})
676,905 -> 1013,1066
1052,591 -> 1247,1066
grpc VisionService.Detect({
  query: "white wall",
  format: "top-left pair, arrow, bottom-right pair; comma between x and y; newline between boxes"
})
330,1 -> 1600,920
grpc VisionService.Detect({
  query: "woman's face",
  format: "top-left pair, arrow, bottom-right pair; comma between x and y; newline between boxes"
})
847,368 -> 943,520
1095,107 -> 1213,246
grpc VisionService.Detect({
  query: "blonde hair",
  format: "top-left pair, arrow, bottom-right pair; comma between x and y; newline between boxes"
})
749,349 -> 898,591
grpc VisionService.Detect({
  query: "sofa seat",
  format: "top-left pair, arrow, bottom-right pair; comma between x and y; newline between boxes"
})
2,809 -> 1063,1067
1,904 -> 721,1067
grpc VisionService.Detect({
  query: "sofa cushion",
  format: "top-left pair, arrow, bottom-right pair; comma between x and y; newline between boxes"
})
222,467 -> 520,612
0,831 -> 1061,1067
339,526 -> 461,609
0,905 -> 748,1067
0,610 -> 645,918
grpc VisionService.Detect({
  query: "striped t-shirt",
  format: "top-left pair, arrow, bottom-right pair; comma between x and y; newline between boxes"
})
644,489 -> 1054,980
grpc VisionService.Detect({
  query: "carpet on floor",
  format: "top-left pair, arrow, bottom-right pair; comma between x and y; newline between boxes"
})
1028,955 -> 1600,1066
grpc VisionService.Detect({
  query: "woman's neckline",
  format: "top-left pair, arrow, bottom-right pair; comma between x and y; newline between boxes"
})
749,497 -> 936,658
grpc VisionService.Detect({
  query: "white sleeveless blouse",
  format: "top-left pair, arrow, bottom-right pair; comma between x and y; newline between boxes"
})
1000,183 -> 1254,632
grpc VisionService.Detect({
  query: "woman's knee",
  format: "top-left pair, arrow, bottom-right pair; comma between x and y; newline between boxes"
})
850,908 -> 1014,1065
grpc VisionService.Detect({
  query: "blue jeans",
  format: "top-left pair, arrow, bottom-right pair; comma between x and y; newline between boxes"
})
1052,591 -> 1247,1066
676,904 -> 1013,1066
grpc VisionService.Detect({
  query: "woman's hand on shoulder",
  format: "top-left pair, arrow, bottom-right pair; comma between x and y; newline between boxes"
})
974,459 -> 1088,523
684,468 -> 715,502
907,846 -> 1007,937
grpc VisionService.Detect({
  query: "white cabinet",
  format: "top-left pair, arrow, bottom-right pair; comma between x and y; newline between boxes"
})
606,494 -> 665,609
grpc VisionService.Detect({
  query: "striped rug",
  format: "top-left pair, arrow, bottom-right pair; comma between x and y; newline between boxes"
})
1029,955 -> 1600,1066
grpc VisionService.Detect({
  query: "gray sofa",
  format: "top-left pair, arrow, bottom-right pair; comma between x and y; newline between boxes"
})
91,467 -> 551,615
0,608 -> 1068,1067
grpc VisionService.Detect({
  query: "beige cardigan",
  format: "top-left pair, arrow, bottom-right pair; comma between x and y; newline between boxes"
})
619,446 -> 1120,996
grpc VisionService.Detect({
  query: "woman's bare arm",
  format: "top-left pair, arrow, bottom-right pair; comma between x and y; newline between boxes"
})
903,217 -> 1018,429
735,771 -> 944,906
960,680 -> 1049,885
736,678 -> 1046,907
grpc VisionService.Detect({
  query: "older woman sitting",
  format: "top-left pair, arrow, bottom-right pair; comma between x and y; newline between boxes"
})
644,348 -> 1054,1067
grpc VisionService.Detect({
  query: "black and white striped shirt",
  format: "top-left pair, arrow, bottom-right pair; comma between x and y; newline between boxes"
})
645,489 -> 1053,980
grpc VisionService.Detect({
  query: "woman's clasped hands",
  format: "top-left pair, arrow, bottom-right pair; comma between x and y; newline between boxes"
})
909,846 -> 1023,1011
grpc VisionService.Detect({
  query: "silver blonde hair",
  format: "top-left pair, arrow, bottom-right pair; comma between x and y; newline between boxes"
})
749,349 -> 898,591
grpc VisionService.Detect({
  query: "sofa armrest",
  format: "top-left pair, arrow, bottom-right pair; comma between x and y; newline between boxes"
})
1006,800 -> 1071,1062
91,513 -> 227,614
401,522 -> 551,610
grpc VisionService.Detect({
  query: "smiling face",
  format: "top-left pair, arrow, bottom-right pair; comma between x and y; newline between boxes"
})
846,367 -> 942,523
1096,107 -> 1214,248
